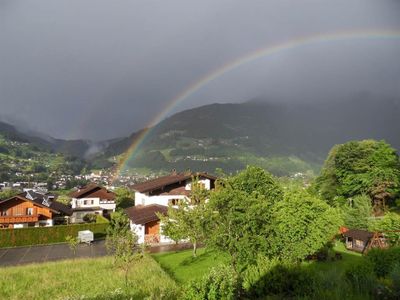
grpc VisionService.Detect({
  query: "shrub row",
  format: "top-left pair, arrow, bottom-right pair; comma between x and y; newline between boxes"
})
0,223 -> 109,248
183,249 -> 400,300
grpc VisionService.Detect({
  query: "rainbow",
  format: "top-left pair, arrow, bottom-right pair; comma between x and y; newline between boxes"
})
111,29 -> 400,181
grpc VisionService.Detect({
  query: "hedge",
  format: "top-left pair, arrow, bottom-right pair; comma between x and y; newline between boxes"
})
0,223 -> 109,248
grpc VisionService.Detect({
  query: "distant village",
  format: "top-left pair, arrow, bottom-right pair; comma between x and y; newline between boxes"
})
0,170 -> 162,192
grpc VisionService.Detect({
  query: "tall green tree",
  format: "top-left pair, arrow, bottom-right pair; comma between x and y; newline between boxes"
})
272,188 -> 342,262
206,166 -> 283,271
343,195 -> 373,230
369,212 -> 400,246
0,189 -> 20,200
114,187 -> 135,209
106,211 -> 131,257
315,140 -> 400,212
159,177 -> 210,257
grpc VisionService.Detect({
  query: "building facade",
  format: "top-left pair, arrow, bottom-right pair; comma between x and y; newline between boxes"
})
69,184 -> 116,223
0,191 -> 72,229
127,172 -> 216,244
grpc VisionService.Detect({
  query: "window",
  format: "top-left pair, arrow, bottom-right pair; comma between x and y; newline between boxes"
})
355,239 -> 364,248
91,200 -> 94,205
83,200 -> 88,205
1,209 -> 7,216
168,199 -> 181,205
26,208 -> 34,216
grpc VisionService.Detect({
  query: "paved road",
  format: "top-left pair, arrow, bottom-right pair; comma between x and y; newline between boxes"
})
0,241 -> 192,267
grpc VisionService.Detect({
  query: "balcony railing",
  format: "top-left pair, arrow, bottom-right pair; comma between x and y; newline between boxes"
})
0,215 -> 39,224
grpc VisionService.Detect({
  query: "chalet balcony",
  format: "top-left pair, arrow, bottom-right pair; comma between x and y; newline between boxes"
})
0,215 -> 39,224
0,207 -> 40,224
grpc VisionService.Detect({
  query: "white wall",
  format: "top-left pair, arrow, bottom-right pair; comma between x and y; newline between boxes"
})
72,197 -> 115,212
130,221 -> 145,244
99,203 -> 116,211
185,178 -> 211,190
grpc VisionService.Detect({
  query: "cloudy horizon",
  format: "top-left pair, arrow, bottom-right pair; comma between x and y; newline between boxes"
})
1,0 -> 400,140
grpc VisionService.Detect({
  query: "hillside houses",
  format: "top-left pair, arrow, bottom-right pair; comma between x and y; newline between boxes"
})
69,184 -> 116,223
0,190 -> 72,228
126,171 -> 217,244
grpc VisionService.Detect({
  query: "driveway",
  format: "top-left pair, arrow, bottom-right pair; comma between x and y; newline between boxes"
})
0,241 -> 192,267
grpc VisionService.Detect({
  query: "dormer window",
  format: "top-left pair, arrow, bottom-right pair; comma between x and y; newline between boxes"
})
168,199 -> 181,206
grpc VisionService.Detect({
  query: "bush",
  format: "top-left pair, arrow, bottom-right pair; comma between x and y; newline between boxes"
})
367,247 -> 400,277
242,256 -> 318,298
345,260 -> 376,294
83,213 -> 98,223
242,256 -> 280,297
96,215 -> 110,224
0,223 -> 108,248
182,264 -> 240,300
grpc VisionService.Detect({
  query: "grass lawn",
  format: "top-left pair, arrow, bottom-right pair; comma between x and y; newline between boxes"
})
152,248 -> 229,284
0,255 -> 178,300
305,241 -> 363,274
153,242 -> 364,285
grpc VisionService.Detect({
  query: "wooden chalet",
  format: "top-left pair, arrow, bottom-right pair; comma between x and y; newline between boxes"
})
0,191 -> 72,229
343,228 -> 389,254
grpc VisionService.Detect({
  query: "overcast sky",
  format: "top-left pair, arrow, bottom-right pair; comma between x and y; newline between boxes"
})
1,0 -> 400,140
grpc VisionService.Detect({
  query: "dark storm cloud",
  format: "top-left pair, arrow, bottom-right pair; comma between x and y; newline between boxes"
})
1,0 -> 399,140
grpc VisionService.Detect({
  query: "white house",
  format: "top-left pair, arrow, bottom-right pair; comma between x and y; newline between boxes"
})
69,184 -> 116,223
126,171 -> 217,244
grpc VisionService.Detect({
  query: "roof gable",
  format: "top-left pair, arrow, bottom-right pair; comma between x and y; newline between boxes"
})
125,204 -> 168,225
0,192 -> 72,216
131,172 -> 216,194
70,184 -> 115,200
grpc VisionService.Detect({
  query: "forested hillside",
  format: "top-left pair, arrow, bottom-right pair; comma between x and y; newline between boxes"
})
98,96 -> 400,176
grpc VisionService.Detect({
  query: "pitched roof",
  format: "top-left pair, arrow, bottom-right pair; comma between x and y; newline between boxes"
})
125,204 -> 168,225
69,184 -> 116,200
0,191 -> 72,216
131,172 -> 217,193
343,229 -> 374,242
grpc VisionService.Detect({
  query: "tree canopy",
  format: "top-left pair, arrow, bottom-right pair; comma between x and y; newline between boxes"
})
315,140 -> 400,212
114,187 -> 135,209
206,166 -> 283,270
271,188 -> 342,262
342,195 -> 373,230
159,177 -> 211,257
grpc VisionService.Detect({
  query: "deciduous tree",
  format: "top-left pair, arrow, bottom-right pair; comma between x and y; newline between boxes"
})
159,178 -> 210,257
206,166 -> 283,271
272,188 -> 342,262
315,140 -> 400,213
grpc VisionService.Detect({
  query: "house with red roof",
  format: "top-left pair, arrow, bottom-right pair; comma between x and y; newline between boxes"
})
69,184 -> 116,223
127,171 -> 216,244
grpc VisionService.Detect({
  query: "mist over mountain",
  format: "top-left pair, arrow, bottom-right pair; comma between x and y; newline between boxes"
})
1,93 -> 399,176
97,94 -> 400,175
0,120 -> 92,158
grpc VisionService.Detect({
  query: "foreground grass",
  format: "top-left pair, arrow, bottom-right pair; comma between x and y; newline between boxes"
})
0,255 -> 178,300
306,241 -> 363,273
153,243 -> 363,285
152,248 -> 229,283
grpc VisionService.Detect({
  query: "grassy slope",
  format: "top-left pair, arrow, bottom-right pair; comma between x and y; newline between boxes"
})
152,248 -> 229,283
0,256 -> 178,300
153,243 -> 362,284
306,241 -> 363,273
0,244 -> 364,299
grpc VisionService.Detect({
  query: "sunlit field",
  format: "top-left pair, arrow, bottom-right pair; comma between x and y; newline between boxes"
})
0,256 -> 178,300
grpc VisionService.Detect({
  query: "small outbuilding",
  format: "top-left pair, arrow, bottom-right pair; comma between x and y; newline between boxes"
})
343,229 -> 374,253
